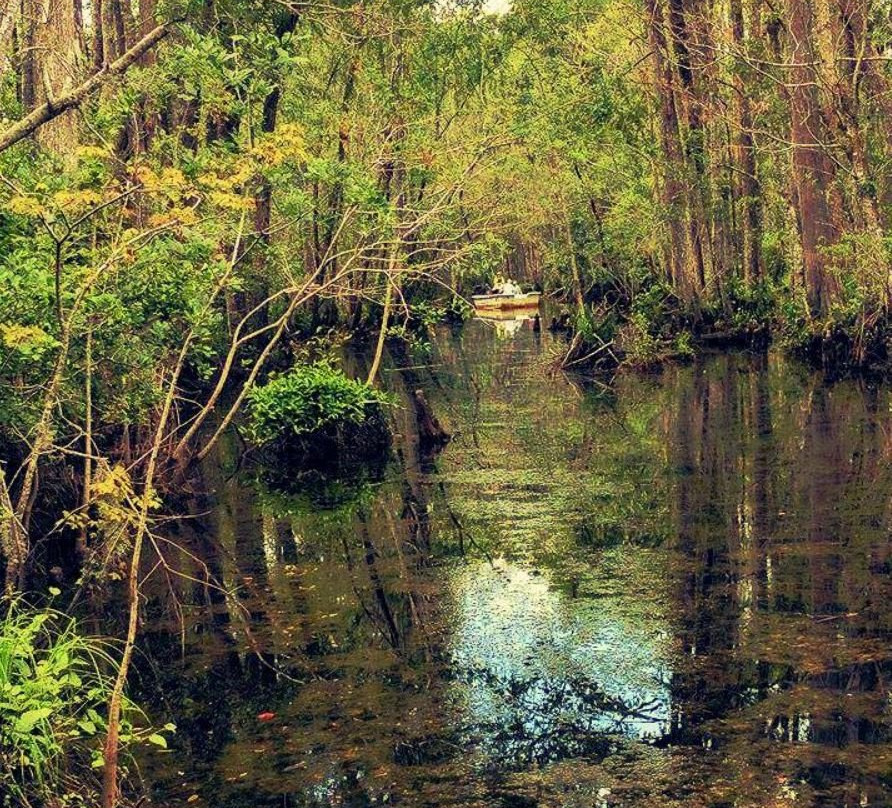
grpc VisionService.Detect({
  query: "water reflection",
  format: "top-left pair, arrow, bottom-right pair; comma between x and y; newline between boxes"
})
475,309 -> 539,339
134,324 -> 892,808
449,558 -> 672,761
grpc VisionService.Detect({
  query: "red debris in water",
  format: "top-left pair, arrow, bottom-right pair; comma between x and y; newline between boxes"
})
257,712 -> 276,722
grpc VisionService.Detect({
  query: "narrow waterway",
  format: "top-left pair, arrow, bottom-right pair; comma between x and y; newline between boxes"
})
136,315 -> 892,808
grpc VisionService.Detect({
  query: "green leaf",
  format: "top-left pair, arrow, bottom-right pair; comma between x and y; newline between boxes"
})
77,718 -> 97,735
14,707 -> 52,733
147,733 -> 168,748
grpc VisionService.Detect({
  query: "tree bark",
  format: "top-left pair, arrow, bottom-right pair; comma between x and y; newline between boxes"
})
0,465 -> 27,595
785,0 -> 839,316
666,0 -> 710,295
729,0 -> 764,284
646,0 -> 698,305
22,0 -> 83,155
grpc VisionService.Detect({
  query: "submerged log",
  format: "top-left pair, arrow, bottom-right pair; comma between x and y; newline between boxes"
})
413,390 -> 450,446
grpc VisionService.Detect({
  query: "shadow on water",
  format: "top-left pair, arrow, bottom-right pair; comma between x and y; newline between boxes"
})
134,316 -> 892,808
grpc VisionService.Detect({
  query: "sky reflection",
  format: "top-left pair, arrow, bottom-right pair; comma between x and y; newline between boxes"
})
448,557 -> 673,762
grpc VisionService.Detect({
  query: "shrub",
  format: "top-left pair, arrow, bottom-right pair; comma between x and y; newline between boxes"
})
0,597 -> 171,807
617,312 -> 662,367
247,362 -> 392,446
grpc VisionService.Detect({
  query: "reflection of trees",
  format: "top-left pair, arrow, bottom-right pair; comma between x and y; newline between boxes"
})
667,354 -> 744,740
134,358 -> 463,800
456,667 -> 667,766
136,336 -> 892,806
662,353 -> 892,801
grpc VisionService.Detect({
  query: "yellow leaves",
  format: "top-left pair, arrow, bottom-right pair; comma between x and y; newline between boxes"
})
208,190 -> 251,212
126,123 -> 307,225
250,123 -> 307,167
92,465 -> 133,500
5,195 -> 44,217
59,463 -> 162,580
76,145 -> 110,161
134,166 -> 160,190
0,324 -> 58,357
145,485 -> 162,511
59,509 -> 91,531
148,206 -> 200,227
52,189 -> 103,213
136,165 -> 188,196
199,164 -> 253,192
59,464 -> 135,537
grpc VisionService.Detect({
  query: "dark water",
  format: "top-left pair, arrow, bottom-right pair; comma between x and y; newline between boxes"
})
136,316 -> 892,808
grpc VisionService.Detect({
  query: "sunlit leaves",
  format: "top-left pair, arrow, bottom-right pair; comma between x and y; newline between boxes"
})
0,599 -> 167,806
0,323 -> 58,360
4,195 -> 44,217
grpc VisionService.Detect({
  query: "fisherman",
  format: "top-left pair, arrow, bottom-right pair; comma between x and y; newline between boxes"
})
489,275 -> 521,295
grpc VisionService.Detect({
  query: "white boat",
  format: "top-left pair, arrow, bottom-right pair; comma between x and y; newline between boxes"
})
471,291 -> 542,311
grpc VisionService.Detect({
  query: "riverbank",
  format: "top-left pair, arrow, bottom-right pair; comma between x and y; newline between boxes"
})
549,287 -> 892,381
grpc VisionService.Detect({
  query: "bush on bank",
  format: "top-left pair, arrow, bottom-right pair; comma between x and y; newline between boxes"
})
0,597 -> 172,807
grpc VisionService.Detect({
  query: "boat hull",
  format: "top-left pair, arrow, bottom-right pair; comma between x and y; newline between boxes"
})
472,292 -> 542,311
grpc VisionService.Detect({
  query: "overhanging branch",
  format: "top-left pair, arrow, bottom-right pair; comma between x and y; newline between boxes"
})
0,22 -> 173,153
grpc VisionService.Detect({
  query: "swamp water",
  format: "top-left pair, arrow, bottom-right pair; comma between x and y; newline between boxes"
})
136,317 -> 892,808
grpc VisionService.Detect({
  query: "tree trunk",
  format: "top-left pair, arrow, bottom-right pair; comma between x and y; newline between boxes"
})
666,0 -> 710,296
729,0 -> 764,284
0,465 -> 27,595
0,0 -> 18,73
785,0 -> 839,317
646,0 -> 698,306
22,0 -> 83,155
100,0 -> 126,62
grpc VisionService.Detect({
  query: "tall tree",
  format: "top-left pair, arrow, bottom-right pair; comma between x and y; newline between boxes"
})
785,0 -> 840,316
21,0 -> 83,154
729,0 -> 764,284
646,0 -> 699,305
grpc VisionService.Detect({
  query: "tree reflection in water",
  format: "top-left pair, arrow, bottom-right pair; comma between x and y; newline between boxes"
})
132,321 -> 892,808
448,558 -> 672,765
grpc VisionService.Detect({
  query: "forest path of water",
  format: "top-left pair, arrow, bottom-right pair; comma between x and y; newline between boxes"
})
135,315 -> 892,808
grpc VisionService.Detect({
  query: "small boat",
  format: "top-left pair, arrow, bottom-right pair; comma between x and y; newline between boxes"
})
472,291 -> 542,311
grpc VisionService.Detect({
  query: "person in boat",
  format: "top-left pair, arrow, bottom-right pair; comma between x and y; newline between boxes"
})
490,276 -> 521,296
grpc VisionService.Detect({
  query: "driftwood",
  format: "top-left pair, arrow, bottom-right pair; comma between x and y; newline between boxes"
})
412,390 -> 450,445
0,22 -> 172,153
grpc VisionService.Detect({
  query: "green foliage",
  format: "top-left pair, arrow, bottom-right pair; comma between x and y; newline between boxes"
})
0,597 -> 173,807
573,306 -> 617,346
775,293 -> 814,355
618,312 -> 664,367
724,277 -> 777,332
247,362 -> 392,445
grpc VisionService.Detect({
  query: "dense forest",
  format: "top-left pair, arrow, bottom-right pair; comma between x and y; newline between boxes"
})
2,0 -> 892,805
